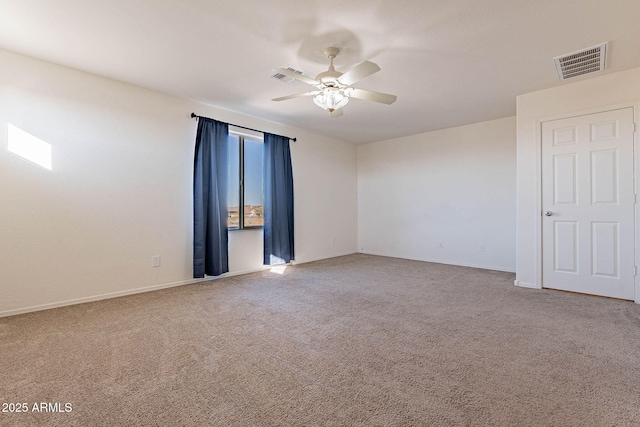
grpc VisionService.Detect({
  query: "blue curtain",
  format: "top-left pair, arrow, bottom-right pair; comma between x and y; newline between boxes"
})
263,133 -> 294,265
193,118 -> 229,277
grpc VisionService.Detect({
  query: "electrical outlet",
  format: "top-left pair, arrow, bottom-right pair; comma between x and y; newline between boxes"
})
438,241 -> 444,248
479,243 -> 485,252
331,236 -> 335,245
151,256 -> 161,267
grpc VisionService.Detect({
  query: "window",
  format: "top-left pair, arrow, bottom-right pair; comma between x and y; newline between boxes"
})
228,133 -> 264,229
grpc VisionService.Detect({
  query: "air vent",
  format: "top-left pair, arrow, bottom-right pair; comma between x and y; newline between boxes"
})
554,42 -> 607,81
270,66 -> 311,85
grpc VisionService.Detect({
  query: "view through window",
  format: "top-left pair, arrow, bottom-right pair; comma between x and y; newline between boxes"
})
228,134 -> 264,228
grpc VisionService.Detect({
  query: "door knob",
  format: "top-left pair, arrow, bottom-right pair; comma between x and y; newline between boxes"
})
544,211 -> 553,216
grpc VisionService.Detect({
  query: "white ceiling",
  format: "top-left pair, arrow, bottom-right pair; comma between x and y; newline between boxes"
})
2,0 -> 640,144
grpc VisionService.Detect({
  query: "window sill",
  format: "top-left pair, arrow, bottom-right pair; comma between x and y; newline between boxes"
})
229,226 -> 263,232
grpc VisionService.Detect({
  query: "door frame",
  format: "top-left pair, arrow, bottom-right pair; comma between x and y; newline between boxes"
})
533,101 -> 640,303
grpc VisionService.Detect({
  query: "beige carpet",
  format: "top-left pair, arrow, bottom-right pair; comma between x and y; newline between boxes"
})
1,254 -> 639,426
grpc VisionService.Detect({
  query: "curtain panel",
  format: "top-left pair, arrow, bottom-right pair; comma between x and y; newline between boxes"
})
263,133 -> 294,265
193,118 -> 229,277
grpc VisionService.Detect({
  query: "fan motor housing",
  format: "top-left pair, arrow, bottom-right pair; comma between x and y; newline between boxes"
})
315,70 -> 343,86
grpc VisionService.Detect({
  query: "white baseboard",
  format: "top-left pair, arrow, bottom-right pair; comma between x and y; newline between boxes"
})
0,278 -> 206,318
358,250 -> 516,273
1,251 -> 360,318
210,251 -> 359,277
8,251 -> 515,317
513,280 -> 540,289
293,251 -> 358,265
211,265 -> 272,278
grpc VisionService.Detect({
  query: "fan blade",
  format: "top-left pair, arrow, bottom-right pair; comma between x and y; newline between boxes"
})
273,68 -> 320,86
347,88 -> 397,105
338,61 -> 381,86
272,91 -> 319,102
330,108 -> 343,118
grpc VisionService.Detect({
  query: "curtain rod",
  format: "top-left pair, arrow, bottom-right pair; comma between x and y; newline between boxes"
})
190,113 -> 296,142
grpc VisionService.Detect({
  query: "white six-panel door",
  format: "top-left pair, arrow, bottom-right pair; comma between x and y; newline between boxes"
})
542,108 -> 635,300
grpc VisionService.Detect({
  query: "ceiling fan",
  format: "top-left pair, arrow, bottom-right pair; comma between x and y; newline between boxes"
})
272,47 -> 397,118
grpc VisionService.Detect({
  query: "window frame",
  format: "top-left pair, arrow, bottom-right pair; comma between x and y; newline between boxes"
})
228,128 -> 264,231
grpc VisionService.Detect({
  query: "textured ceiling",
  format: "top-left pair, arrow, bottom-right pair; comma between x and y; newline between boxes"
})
2,0 -> 640,144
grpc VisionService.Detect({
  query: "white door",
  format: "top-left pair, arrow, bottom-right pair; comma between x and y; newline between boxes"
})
542,107 -> 635,300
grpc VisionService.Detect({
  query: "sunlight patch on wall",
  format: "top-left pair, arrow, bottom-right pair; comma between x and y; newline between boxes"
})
7,124 -> 52,170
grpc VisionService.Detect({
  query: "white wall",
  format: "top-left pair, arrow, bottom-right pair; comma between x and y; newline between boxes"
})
0,49 -> 357,316
358,117 -> 517,272
516,67 -> 640,299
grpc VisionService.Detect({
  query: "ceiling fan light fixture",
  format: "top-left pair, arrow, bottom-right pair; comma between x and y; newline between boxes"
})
313,87 -> 350,112
271,46 -> 396,116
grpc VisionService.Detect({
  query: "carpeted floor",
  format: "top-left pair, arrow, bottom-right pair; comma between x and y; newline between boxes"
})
1,254 -> 639,426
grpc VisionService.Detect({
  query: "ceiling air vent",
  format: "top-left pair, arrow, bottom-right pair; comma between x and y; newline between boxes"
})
554,42 -> 607,81
270,66 -> 310,85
